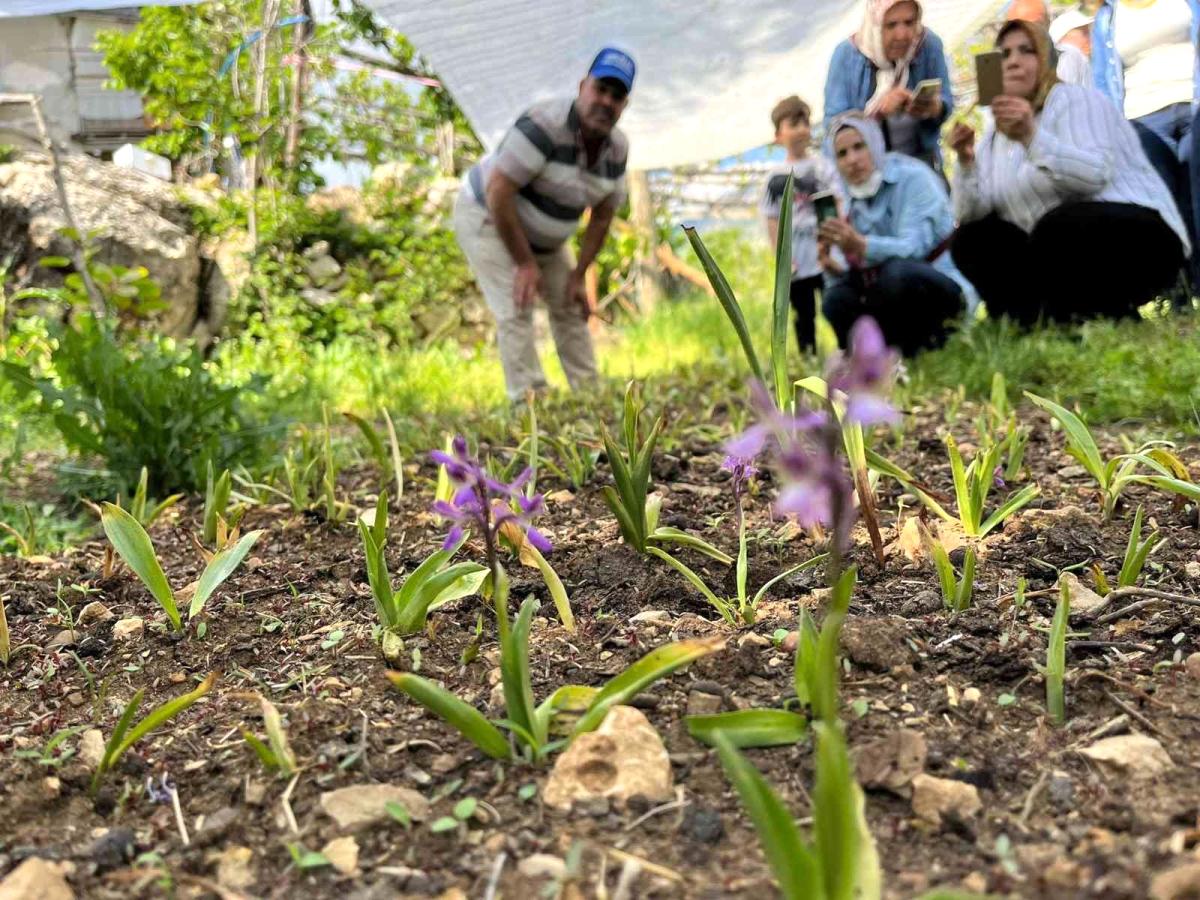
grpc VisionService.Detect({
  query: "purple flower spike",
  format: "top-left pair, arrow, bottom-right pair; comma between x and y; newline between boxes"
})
827,316 -> 900,426
430,435 -> 551,554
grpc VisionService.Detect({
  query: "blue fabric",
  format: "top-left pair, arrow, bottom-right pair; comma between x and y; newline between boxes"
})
822,30 -> 954,165
1092,0 -> 1200,109
1133,102 -> 1197,286
827,153 -> 969,302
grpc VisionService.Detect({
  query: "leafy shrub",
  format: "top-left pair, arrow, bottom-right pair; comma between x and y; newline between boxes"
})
1,317 -> 272,495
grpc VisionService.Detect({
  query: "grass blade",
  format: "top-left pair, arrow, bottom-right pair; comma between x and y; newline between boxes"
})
382,406 -> 404,500
522,542 -> 575,633
686,709 -> 808,749
771,174 -> 794,410
190,529 -> 264,619
978,483 -> 1041,537
1046,580 -> 1069,725
812,721 -> 865,900
944,435 -> 976,535
500,596 -> 540,750
101,502 -> 180,632
113,672 -> 217,762
574,635 -> 725,736
646,546 -> 734,624
386,672 -> 511,760
682,225 -> 766,384
649,526 -> 734,564
712,732 -> 820,900
259,695 -> 298,776
1024,393 -> 1106,486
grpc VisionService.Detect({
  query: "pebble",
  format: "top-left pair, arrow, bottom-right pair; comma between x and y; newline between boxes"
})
0,857 -> 74,900
215,846 -> 255,890
910,774 -> 981,827
46,630 -> 78,650
517,854 -> 566,881
193,807 -> 239,848
429,753 -> 458,775
1080,733 -> 1174,779
321,836 -> 359,875
1047,771 -> 1075,811
737,633 -> 771,649
78,730 -> 105,770
41,776 -> 62,800
686,690 -> 722,716
1185,561 -> 1200,581
244,779 -> 267,806
1185,652 -> 1200,680
680,805 -> 724,844
112,618 -> 144,642
629,610 -> 672,626
77,601 -> 113,625
87,828 -> 135,873
900,590 -> 942,617
319,784 -> 431,830
961,687 -> 982,706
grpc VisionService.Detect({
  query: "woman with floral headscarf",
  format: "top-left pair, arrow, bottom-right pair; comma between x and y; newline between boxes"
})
816,113 -> 967,356
824,0 -> 954,170
949,19 -> 1188,324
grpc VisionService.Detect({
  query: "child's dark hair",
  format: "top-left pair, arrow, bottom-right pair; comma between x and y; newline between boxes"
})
771,95 -> 811,130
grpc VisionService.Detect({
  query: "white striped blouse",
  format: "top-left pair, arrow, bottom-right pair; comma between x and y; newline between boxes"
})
952,83 -> 1191,254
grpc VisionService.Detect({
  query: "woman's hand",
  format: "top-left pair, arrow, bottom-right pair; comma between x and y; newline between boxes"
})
992,96 -> 1036,146
949,122 -> 976,165
875,86 -> 913,118
907,92 -> 943,121
817,240 -> 844,275
818,219 -> 867,260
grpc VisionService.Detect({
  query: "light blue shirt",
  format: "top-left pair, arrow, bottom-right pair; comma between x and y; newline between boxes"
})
829,153 -> 976,311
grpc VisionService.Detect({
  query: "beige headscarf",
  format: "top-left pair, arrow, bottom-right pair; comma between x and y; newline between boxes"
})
997,19 -> 1061,111
853,0 -> 927,116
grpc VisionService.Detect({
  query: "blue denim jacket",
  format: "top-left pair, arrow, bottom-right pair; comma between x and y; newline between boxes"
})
1092,0 -> 1200,109
823,31 -> 954,165
827,153 -> 973,304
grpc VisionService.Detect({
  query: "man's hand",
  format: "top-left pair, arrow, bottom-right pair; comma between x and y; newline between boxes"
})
907,91 -> 943,121
875,86 -> 913,118
818,219 -> 867,260
949,122 -> 976,165
992,96 -> 1036,146
567,268 -> 593,320
514,261 -> 541,310
818,240 -> 845,275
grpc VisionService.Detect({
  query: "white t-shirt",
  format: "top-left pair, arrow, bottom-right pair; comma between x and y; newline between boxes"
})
1114,0 -> 1194,120
759,155 -> 841,281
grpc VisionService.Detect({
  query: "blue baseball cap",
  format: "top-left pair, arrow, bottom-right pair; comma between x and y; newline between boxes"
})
588,47 -> 636,92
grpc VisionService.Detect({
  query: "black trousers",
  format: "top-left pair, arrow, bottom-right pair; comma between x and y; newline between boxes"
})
789,274 -> 824,351
822,258 -> 965,357
951,204 -> 1185,325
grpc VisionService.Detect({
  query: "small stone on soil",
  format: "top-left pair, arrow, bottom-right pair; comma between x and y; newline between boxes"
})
214,846 -> 255,891
1150,861 -> 1200,900
686,690 -> 722,716
87,828 -> 135,873
1047,771 -> 1075,811
76,602 -> 112,625
319,784 -> 431,830
321,836 -> 359,875
901,590 -> 942,617
45,630 -> 78,650
629,610 -> 672,626
1080,733 -> 1174,779
77,730 -> 105,771
517,854 -> 566,881
1185,652 -> 1200,680
856,729 -> 927,795
910,774 -> 981,827
0,857 -> 74,900
193,807 -> 239,848
112,618 -> 144,642
680,805 -> 724,844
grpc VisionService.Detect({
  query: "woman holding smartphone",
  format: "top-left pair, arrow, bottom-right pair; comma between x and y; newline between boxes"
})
823,0 -> 954,171
816,113 -> 966,356
949,20 -> 1188,324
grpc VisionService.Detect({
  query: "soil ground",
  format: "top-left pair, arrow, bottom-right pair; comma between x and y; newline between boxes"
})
2,403 -> 1200,899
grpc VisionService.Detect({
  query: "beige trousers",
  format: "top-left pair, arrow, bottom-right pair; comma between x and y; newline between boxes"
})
453,186 -> 598,402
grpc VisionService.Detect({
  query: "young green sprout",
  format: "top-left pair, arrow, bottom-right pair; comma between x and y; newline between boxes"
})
202,460 -> 235,545
601,382 -> 732,564
125,466 -> 183,528
388,592 -> 723,763
1045,580 -> 1070,726
918,523 -> 976,612
1117,505 -> 1162,589
101,503 -> 263,633
242,695 -> 298,778
91,672 -> 216,795
1026,392 -> 1200,520
943,434 -> 1040,538
358,491 -> 487,648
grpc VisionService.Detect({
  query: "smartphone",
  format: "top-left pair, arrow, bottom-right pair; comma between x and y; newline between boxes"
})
975,51 -> 1003,106
913,78 -> 942,103
812,191 -> 838,225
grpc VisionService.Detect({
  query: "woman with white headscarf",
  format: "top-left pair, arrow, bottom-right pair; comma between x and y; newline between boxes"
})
816,114 -> 966,356
824,0 -> 954,170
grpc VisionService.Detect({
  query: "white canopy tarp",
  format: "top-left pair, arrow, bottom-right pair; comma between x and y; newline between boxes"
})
0,1 -> 199,17
361,0 -> 1006,169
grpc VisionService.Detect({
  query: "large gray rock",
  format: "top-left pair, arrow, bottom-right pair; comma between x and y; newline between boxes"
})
0,151 -> 227,340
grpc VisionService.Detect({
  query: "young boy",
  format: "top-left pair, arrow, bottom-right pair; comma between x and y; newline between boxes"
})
760,96 -> 841,351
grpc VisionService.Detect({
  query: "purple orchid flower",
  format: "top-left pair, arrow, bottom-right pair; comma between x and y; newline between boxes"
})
826,317 -> 900,426
430,436 -> 551,554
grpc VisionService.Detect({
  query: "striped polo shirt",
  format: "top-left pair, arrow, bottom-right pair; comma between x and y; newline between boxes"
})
467,97 -> 629,253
